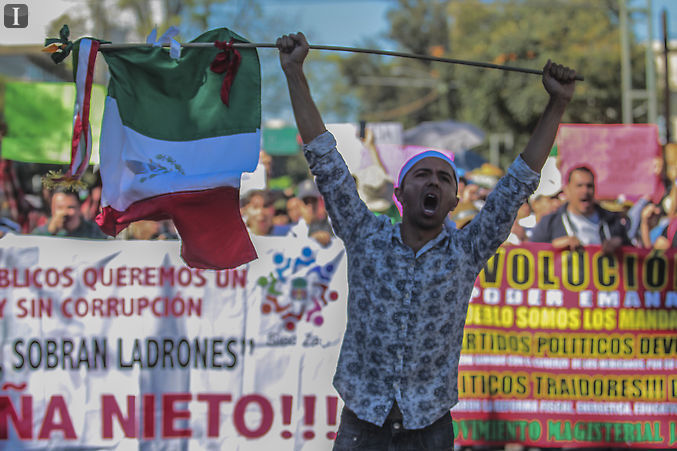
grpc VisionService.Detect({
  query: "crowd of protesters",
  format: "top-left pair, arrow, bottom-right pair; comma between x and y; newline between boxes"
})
2,157 -> 677,251
237,144 -> 677,252
2,119 -> 677,251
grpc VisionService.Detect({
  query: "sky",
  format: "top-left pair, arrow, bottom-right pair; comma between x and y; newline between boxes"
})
3,0 -> 677,124
631,0 -> 677,42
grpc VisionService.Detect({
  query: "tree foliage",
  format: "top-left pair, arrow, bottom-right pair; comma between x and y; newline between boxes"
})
330,0 -> 647,164
335,0 -> 456,126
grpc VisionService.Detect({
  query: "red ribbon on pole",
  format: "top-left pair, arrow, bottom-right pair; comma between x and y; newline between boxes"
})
70,115 -> 83,166
210,39 -> 242,106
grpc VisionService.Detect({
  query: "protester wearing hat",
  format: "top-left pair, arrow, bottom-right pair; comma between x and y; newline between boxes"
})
515,194 -> 560,242
449,201 -> 479,229
278,31 -> 576,450
288,178 -> 334,246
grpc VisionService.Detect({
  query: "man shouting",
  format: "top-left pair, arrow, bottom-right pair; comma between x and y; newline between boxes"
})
277,32 -> 576,450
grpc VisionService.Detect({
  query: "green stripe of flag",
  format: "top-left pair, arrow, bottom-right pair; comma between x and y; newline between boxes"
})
104,28 -> 261,142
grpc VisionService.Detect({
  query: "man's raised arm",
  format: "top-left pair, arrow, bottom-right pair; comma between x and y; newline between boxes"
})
277,33 -> 326,144
276,32 -> 379,242
520,60 -> 577,172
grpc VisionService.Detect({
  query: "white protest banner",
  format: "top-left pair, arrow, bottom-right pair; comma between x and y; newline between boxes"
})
0,234 -> 346,450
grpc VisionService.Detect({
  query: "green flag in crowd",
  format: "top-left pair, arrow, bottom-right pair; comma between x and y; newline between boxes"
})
2,81 -> 105,164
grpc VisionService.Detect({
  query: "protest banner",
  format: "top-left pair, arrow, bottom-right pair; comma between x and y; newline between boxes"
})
0,234 -> 346,450
0,237 -> 676,449
456,242 -> 677,448
556,124 -> 664,202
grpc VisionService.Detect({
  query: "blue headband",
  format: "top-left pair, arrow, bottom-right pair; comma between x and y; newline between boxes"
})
397,150 -> 458,187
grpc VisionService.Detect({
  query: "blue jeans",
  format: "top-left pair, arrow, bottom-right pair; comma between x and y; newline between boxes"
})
332,407 -> 454,451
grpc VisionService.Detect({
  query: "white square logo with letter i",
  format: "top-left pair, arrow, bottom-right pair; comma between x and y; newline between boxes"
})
4,4 -> 28,28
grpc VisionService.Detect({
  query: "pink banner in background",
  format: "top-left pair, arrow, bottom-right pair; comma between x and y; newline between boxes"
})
556,124 -> 664,202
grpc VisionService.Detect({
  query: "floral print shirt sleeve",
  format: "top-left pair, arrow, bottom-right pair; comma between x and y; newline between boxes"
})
459,155 -> 541,270
304,131 -> 540,429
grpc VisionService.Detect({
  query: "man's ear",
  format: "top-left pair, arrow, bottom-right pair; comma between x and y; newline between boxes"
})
394,186 -> 402,204
446,195 -> 459,215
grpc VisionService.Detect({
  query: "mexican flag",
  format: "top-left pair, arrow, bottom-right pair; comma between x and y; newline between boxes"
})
84,28 -> 261,269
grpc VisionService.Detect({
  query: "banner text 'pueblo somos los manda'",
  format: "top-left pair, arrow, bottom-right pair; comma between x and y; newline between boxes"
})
457,242 -> 677,448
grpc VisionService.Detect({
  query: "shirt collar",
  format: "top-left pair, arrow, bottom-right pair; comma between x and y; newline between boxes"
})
392,223 -> 451,258
392,223 -> 404,244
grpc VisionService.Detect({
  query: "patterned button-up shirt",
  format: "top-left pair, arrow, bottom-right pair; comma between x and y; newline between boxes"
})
304,131 -> 539,429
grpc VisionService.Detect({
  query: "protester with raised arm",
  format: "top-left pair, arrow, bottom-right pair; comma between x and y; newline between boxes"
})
277,32 -> 576,450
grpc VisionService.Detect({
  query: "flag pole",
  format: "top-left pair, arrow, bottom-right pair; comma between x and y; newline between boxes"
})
98,42 -> 585,81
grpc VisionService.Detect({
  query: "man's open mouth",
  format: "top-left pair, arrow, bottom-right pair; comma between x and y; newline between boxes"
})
423,193 -> 439,216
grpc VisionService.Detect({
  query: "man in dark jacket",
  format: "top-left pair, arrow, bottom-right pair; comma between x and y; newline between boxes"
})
32,190 -> 108,239
530,166 -> 630,253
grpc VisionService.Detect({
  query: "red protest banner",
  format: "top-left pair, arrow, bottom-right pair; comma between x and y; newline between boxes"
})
454,242 -> 677,449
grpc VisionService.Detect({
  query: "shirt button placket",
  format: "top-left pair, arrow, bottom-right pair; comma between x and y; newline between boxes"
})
400,283 -> 411,339
395,262 -> 413,395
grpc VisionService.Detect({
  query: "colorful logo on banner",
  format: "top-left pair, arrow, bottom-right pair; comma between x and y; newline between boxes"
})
256,246 -> 344,331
